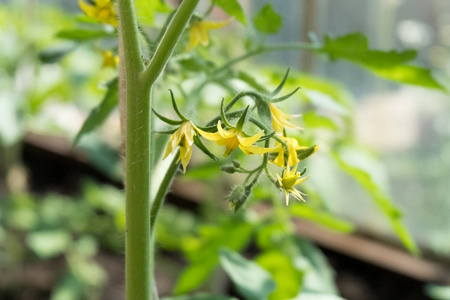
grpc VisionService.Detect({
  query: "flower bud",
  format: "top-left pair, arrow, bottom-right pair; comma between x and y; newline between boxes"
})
221,165 -> 236,173
232,160 -> 241,168
226,185 -> 252,212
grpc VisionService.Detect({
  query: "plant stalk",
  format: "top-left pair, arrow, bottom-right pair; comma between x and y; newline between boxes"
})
118,0 -> 199,299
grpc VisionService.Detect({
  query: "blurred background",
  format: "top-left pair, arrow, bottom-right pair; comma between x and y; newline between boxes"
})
1,0 -> 450,299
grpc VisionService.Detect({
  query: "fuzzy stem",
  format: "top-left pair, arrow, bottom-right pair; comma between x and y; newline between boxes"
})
118,0 -> 200,299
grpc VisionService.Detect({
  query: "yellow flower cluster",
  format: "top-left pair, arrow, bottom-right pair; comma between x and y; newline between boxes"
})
159,88 -> 316,206
79,0 -> 118,26
268,103 -> 317,205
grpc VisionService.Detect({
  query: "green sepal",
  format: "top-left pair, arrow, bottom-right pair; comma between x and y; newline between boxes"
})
195,125 -> 218,132
300,167 -> 307,176
271,87 -> 300,103
193,135 -> 218,161
253,94 -> 273,130
258,131 -> 275,141
220,98 -> 233,127
297,145 -> 318,160
152,108 -> 184,125
169,89 -> 188,121
270,68 -> 290,97
235,105 -> 250,131
153,129 -> 178,134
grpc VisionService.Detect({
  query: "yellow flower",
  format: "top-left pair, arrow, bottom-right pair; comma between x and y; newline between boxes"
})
277,165 -> 310,205
269,103 -> 302,133
196,121 -> 272,157
101,51 -> 119,68
78,0 -> 118,26
272,136 -> 317,168
186,19 -> 230,51
164,121 -> 197,172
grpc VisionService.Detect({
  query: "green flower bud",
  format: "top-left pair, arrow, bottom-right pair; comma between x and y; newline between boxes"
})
226,185 -> 252,212
232,160 -> 241,168
221,165 -> 236,173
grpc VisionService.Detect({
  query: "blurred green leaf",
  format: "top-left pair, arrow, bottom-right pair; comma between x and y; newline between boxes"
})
39,44 -> 76,63
219,247 -> 277,300
51,273 -> 84,300
183,160 -> 222,180
26,230 -> 71,259
56,28 -> 114,41
320,33 -> 444,90
73,78 -> 118,146
256,250 -> 302,300
253,4 -> 282,34
290,204 -> 354,233
213,0 -> 246,24
333,147 -> 419,255
175,220 -> 252,294
303,111 -> 339,131
0,95 -> 23,146
425,284 -> 450,300
295,238 -> 338,295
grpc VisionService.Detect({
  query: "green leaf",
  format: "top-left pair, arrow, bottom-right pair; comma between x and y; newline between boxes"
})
213,0 -> 246,24
295,238 -> 338,295
320,32 -> 444,90
51,272 -> 84,300
254,97 -> 272,129
26,230 -> 71,259
332,147 -> 419,255
175,220 -> 253,294
56,28 -> 114,41
290,204 -> 354,233
303,111 -> 339,131
219,247 -> 276,300
39,44 -> 76,63
163,293 -> 238,300
253,4 -> 282,34
256,250 -> 303,300
73,78 -> 118,146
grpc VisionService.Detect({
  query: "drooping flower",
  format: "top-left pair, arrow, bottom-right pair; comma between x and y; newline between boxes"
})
269,103 -> 302,133
196,121 -> 272,157
186,19 -> 230,51
101,51 -> 119,68
78,0 -> 118,26
276,165 -> 310,205
272,136 -> 318,168
164,121 -> 197,172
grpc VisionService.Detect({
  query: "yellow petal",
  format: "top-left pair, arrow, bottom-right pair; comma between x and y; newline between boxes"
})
240,144 -> 274,155
200,19 -> 231,30
79,0 -> 97,17
294,174 -> 310,186
194,124 -> 222,141
223,136 -> 240,157
186,25 -> 201,52
237,131 -> 263,146
95,0 -> 111,7
272,148 -> 285,167
217,121 -> 237,139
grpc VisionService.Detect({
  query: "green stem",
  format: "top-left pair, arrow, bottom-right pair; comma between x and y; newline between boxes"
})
215,43 -> 317,74
118,0 -> 199,299
143,0 -> 200,86
118,0 -> 143,74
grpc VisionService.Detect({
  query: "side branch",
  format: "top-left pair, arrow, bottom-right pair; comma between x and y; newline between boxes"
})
142,0 -> 200,86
